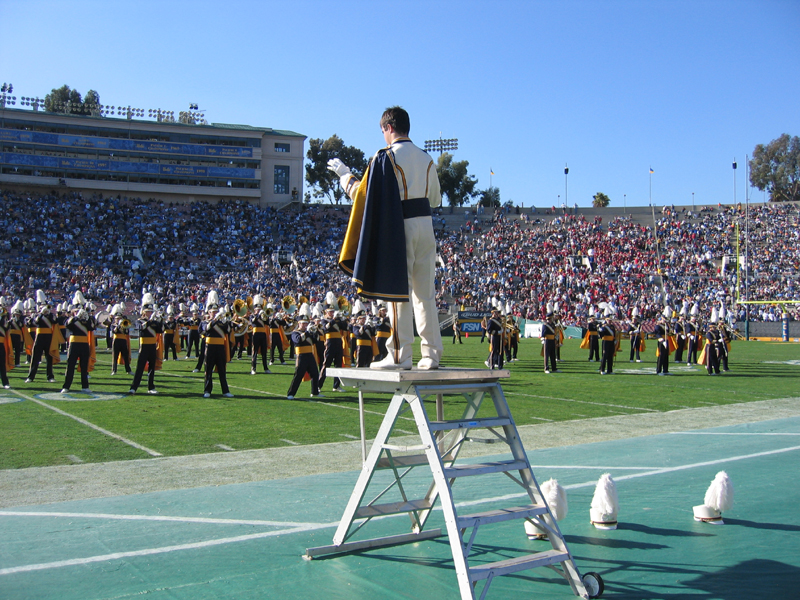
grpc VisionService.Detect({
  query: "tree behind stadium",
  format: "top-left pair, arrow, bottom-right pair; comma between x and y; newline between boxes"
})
305,135 -> 368,204
437,152 -> 479,207
749,134 -> 800,202
593,192 -> 611,207
44,85 -> 101,115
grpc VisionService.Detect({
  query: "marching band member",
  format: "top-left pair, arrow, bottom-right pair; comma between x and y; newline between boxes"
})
163,305 -> 179,361
286,316 -> 322,400
61,292 -> 96,394
25,290 -> 61,384
129,293 -> 163,395
181,306 -> 202,359
718,322 -> 731,372
686,309 -> 700,365
598,310 -> 616,375
554,310 -> 564,362
202,291 -> 234,398
703,320 -> 722,376
586,310 -> 600,362
8,300 -> 28,367
508,316 -> 520,362
192,310 -> 210,373
110,304 -> 133,376
249,295 -> 271,375
674,314 -> 687,363
268,306 -> 289,365
654,311 -> 671,375
353,312 -> 376,368
484,308 -> 504,370
0,305 -> 12,388
541,311 -> 558,373
628,316 -> 644,363
318,298 -> 348,392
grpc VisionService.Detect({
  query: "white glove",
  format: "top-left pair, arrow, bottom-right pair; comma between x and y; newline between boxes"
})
327,158 -> 352,178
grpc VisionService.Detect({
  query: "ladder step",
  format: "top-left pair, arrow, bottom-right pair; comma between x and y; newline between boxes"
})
376,453 -> 455,468
457,504 -> 548,529
469,549 -> 571,582
429,416 -> 512,431
444,459 -> 528,478
354,498 -> 432,519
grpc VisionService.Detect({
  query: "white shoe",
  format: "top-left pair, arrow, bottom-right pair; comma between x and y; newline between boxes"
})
128,388 -> 135,394
192,369 -> 200,373
223,393 -> 234,398
61,388 -> 70,394
251,370 -> 256,375
417,358 -> 439,370
111,371 -> 117,376
286,395 -> 294,400
48,378 -> 56,383
25,378 -> 32,383
332,387 -> 342,392
81,388 -> 91,393
203,392 -> 211,398
370,355 -> 412,370
3,385 -> 9,389
484,360 -> 491,368
264,369 -> 272,374
311,393 -> 325,398
148,389 -> 158,395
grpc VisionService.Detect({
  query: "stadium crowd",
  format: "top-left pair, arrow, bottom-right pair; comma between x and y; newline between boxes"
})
437,202 -> 799,324
1,187 -> 798,324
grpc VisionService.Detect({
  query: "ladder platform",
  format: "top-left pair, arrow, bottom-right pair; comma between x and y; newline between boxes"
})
468,549 -> 571,582
354,498 -> 433,519
444,459 -> 528,478
429,416 -> 512,431
457,504 -> 549,529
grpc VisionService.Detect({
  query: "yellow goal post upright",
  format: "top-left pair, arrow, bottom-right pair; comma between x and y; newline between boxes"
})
734,222 -> 800,340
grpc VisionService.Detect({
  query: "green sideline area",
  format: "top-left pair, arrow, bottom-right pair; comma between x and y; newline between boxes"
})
1,416 -> 798,599
0,339 -> 798,469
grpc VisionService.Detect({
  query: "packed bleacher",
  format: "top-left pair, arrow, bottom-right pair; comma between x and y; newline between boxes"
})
1,187 -> 798,323
436,202 -> 799,323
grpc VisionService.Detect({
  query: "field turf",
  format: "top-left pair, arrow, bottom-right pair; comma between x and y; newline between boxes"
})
0,337 -> 798,470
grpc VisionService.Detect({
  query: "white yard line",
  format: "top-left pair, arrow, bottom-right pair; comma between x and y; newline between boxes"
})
9,390 -> 162,457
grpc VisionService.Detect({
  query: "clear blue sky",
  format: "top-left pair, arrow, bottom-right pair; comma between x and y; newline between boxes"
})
2,0 -> 798,208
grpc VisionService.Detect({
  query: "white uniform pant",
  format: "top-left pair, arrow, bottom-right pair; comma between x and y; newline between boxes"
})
385,215 -> 443,364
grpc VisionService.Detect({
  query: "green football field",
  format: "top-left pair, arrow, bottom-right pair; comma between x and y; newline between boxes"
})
1,337 -> 798,470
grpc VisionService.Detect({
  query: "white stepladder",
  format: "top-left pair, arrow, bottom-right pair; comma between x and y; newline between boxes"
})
305,367 -> 604,600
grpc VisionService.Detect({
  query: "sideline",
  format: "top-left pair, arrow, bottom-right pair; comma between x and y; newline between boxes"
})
3,440 -> 799,577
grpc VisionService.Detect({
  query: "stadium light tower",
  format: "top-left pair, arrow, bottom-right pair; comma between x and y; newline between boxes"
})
424,134 -> 458,156
0,83 -> 15,109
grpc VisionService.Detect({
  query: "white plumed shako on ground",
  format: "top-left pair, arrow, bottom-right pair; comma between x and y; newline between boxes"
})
590,473 -> 619,530
525,478 -> 568,540
693,471 -> 734,524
